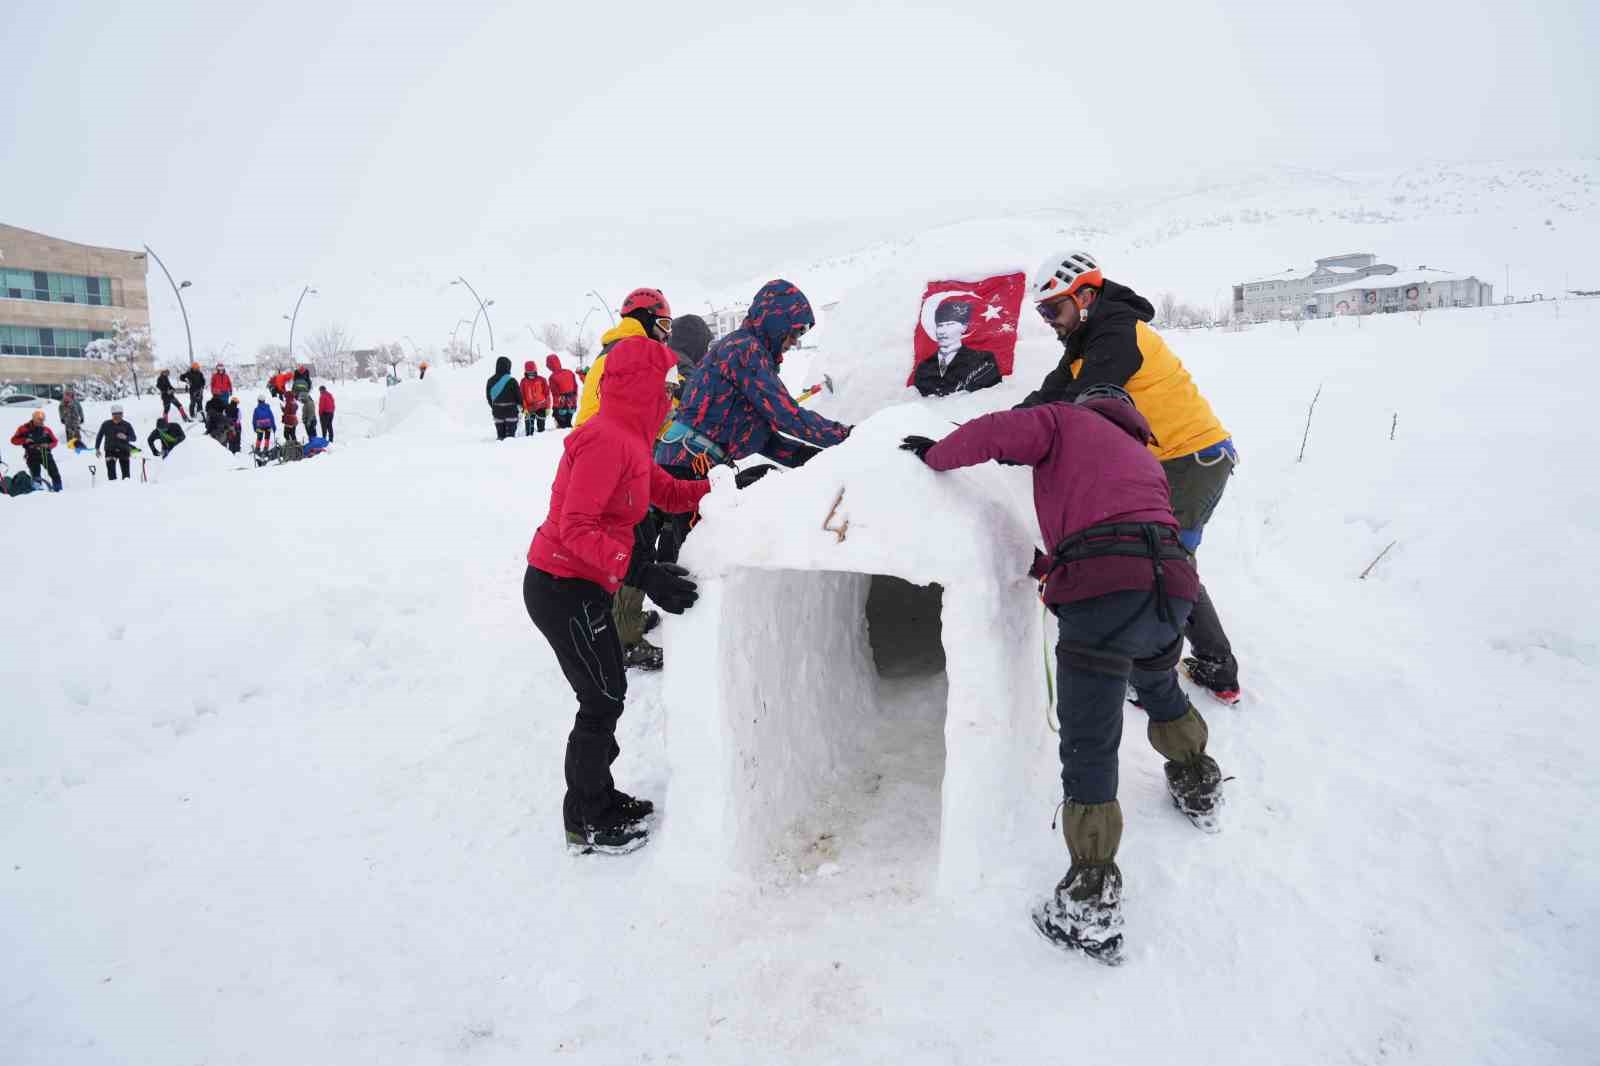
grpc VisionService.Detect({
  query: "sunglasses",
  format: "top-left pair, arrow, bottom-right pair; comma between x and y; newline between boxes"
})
1035,298 -> 1069,321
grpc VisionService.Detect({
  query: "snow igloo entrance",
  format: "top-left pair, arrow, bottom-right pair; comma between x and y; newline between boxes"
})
663,564 -> 1041,894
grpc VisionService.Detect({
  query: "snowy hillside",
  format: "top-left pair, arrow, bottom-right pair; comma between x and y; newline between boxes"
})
716,160 -> 1600,319
3,287 -> 1596,1062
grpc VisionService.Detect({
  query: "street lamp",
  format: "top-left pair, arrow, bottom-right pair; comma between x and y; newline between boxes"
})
450,318 -> 472,346
451,277 -> 495,352
587,289 -> 616,325
283,285 -> 317,365
402,335 -> 421,357
468,299 -> 496,359
135,245 -> 194,369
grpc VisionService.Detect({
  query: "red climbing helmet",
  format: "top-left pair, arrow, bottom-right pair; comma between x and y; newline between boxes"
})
620,287 -> 671,318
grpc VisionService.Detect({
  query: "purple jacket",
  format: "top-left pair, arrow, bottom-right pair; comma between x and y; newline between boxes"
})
924,401 -> 1199,607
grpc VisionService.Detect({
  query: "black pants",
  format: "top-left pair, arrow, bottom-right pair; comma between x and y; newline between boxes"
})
285,425 -> 298,443
523,566 -> 627,828
105,453 -> 131,481
188,391 -> 202,416
1053,590 -> 1195,805
524,413 -> 546,435
553,408 -> 574,429
26,451 -> 62,491
320,413 -> 334,440
1162,448 -> 1237,678
493,416 -> 518,440
161,392 -> 184,419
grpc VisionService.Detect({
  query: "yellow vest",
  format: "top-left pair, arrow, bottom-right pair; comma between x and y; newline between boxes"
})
1072,321 -> 1228,460
574,319 -> 646,427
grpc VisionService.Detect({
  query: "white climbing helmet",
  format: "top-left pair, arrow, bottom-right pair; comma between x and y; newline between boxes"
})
1032,250 -> 1103,305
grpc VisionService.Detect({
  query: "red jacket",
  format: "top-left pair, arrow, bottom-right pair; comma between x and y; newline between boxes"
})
283,395 -> 299,426
318,391 -> 335,415
211,370 -> 233,394
528,338 -> 709,592
546,355 -> 579,409
11,422 -> 58,449
924,400 -> 1198,607
522,374 -> 550,412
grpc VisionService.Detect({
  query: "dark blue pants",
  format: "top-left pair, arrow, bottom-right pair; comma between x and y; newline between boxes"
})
1053,590 -> 1194,805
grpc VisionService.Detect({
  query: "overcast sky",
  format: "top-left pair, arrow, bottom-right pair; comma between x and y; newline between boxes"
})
4,0 -> 1596,360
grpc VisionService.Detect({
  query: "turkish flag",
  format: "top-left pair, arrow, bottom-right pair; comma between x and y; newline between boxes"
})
908,272 -> 1026,387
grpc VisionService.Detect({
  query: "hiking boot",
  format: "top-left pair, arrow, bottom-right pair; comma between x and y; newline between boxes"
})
610,789 -> 655,821
1164,754 -> 1224,832
641,610 -> 661,636
1182,655 -> 1240,705
622,639 -> 663,671
565,810 -> 651,855
1031,863 -> 1125,966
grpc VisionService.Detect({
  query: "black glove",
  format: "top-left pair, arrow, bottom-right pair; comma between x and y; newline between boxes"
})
734,464 -> 776,490
634,562 -> 698,615
900,435 -> 936,462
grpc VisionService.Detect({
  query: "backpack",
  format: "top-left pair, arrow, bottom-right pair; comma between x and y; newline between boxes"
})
9,471 -> 33,496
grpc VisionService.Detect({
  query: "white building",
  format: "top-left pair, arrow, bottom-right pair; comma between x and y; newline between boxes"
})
1233,253 -> 1397,320
1313,267 -> 1494,316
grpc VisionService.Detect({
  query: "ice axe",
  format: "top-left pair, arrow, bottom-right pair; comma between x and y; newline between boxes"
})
797,373 -> 835,405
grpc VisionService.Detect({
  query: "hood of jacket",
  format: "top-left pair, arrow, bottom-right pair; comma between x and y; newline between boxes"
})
493,355 -> 513,376
600,318 -> 646,351
742,279 -> 814,358
595,337 -> 674,443
666,313 -> 712,376
1091,279 -> 1155,327
546,354 -> 564,372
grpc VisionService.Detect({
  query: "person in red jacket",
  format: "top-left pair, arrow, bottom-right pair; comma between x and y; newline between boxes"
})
210,363 -> 233,404
901,383 -> 1223,964
11,411 -> 63,491
282,392 -> 301,443
268,369 -> 294,400
317,386 -> 336,440
546,354 -> 579,428
521,361 -> 550,435
524,337 -> 710,855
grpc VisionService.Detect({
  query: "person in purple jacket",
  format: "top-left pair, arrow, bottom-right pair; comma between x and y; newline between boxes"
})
901,383 -> 1224,966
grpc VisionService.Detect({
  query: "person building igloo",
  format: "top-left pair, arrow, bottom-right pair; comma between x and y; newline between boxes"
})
912,294 -> 1001,397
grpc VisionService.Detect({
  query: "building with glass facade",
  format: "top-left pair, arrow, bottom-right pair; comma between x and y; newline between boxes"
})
0,222 -> 150,395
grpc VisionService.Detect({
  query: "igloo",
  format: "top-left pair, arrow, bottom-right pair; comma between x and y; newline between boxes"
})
658,407 -> 1064,895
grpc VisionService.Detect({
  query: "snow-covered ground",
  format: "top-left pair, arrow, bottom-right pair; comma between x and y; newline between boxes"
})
4,294 -> 1598,1061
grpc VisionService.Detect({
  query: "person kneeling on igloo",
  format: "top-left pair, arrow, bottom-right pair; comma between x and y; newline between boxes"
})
524,337 -> 713,855
900,383 -> 1224,966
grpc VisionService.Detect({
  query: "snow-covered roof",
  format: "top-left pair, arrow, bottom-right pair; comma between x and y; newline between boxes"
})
1238,268 -> 1304,285
1313,268 -> 1479,295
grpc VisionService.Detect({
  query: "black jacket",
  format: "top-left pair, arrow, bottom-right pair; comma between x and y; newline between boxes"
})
148,422 -> 186,456
486,356 -> 520,414
157,371 -> 178,397
96,418 -> 138,456
1018,280 -> 1155,408
913,346 -> 1001,397
181,368 -> 205,393
292,367 -> 312,396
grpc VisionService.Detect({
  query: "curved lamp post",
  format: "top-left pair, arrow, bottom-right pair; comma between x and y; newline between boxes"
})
402,335 -> 421,357
452,277 -> 494,353
586,289 -> 616,325
136,245 -> 194,366
283,285 -> 317,364
468,299 -> 495,359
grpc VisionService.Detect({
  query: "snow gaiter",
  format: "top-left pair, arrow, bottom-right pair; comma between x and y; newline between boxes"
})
1147,704 -> 1209,763
1063,800 -> 1123,865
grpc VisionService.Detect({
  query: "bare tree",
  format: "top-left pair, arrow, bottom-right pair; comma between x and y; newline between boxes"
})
83,317 -> 151,398
1157,291 -> 1178,328
379,341 -> 408,380
537,322 -> 570,353
569,331 -> 595,370
303,323 -> 354,381
444,338 -> 475,367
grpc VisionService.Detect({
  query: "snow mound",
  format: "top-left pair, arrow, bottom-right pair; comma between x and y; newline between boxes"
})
145,435 -> 246,482
370,372 -> 475,440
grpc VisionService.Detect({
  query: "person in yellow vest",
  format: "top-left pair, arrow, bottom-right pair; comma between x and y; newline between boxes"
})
1020,251 -> 1241,703
572,287 -> 678,670
575,288 -> 674,428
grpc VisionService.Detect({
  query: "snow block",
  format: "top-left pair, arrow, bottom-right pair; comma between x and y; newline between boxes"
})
659,408 -> 1057,895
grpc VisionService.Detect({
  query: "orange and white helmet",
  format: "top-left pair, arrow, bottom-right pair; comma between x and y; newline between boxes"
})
1032,250 -> 1103,305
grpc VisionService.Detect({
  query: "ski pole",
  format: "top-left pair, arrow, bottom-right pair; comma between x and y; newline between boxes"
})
89,463 -> 97,488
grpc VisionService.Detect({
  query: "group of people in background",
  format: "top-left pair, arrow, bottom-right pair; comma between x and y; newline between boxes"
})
484,354 -> 579,440
5,361 -> 341,493
518,259 -> 1241,970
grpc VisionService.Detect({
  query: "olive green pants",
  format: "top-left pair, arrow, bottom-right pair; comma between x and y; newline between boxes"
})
613,584 -> 647,647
